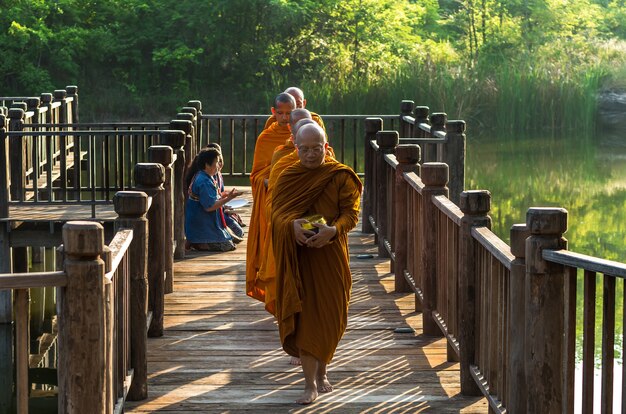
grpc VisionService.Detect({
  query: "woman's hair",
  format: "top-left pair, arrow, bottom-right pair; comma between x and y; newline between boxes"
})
185,147 -> 221,188
205,142 -> 222,152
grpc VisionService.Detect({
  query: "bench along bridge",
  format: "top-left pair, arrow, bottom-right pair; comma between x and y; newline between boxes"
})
0,88 -> 624,413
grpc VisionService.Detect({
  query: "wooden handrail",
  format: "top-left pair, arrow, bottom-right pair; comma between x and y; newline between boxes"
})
543,249 -> 626,277
104,229 -> 133,281
471,227 -> 514,270
0,271 -> 67,288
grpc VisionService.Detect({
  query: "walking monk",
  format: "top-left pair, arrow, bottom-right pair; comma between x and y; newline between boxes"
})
246,93 -> 296,303
263,87 -> 325,131
271,124 -> 362,404
256,110 -> 315,315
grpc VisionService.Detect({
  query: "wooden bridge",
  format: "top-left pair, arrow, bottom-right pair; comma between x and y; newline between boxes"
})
0,88 -> 625,413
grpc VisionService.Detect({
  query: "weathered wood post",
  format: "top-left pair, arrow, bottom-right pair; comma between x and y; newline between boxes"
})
160,130 -> 186,259
177,112 -> 197,164
428,112 -> 447,164
394,144 -> 420,293
443,121 -> 466,206
375,131 -> 398,258
188,100 -> 203,150
362,118 -> 382,234
66,85 -> 79,123
149,145 -> 175,294
8,107 -> 26,202
420,162 -> 449,336
0,113 -> 12,414
114,191 -> 149,400
0,114 -> 11,320
507,223 -> 529,412
101,246 -> 114,414
170,119 -> 193,170
458,190 -> 491,395
412,106 -> 430,139
58,221 -> 106,413
525,207 -> 568,413
399,100 -> 415,137
134,163 -> 166,337
180,106 -> 198,158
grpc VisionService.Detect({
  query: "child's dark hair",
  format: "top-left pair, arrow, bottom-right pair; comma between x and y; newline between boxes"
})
185,147 -> 221,188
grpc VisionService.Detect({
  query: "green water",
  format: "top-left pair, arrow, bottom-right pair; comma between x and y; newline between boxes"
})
466,132 -> 626,366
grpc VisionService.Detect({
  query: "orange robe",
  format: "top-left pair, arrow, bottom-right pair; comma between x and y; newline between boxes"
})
263,112 -> 326,131
246,122 -> 291,303
271,158 -> 362,363
259,143 -> 336,314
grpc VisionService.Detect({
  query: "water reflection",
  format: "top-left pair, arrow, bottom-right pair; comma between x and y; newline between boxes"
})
467,132 -> 626,409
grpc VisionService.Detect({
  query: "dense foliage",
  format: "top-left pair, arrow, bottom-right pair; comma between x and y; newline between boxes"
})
2,0 -> 626,128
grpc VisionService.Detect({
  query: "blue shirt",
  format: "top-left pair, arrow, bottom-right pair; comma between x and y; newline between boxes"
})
184,171 -> 232,243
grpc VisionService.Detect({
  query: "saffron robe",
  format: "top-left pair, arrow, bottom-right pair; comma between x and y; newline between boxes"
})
271,158 -> 362,363
259,143 -> 337,314
263,112 -> 326,131
246,122 -> 292,303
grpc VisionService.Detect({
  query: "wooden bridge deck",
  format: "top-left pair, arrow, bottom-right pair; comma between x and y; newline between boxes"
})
124,189 -> 487,413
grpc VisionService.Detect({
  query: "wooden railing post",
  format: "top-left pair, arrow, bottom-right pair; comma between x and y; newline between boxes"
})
413,106 -> 430,138
170,119 -> 193,170
160,130 -> 186,259
420,162 -> 449,336
443,121 -> 466,206
375,130 -> 398,258
394,144 -> 420,293
134,163 -> 166,337
54,89 -> 68,125
399,100 -> 415,137
101,246 -> 114,414
114,190 -> 150,400
362,118 -> 383,234
58,221 -> 106,413
507,223 -> 529,412
149,145 -> 175,294
428,112 -> 447,163
66,85 -> 79,123
525,207 -> 568,413
2,114 -> 16,412
180,106 -> 198,159
458,190 -> 491,396
0,114 -> 11,325
187,100 -> 203,150
8,108 -> 26,201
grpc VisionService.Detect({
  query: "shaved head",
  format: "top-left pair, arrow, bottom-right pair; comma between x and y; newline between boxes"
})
284,87 -> 306,108
295,124 -> 327,169
295,123 -> 326,145
274,92 -> 296,108
289,108 -> 312,129
292,118 -> 316,138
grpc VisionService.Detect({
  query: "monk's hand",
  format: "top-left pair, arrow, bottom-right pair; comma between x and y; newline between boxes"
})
306,224 -> 337,248
293,219 -> 315,246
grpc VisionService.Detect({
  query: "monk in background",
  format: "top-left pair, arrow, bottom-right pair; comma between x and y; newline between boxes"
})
256,110 -> 315,316
272,124 -> 362,404
246,93 -> 296,303
263,87 -> 325,131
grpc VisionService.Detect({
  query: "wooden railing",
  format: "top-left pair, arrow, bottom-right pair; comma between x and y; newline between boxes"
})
0,190 -> 151,413
363,111 -> 626,413
0,86 -> 195,413
199,113 -> 400,177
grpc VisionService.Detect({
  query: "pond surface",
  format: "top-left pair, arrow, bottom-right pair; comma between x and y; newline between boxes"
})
467,131 -> 626,410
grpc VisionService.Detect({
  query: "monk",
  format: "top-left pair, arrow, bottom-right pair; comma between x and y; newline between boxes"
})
257,112 -> 316,317
246,93 -> 296,303
271,124 -> 362,404
263,87 -> 325,131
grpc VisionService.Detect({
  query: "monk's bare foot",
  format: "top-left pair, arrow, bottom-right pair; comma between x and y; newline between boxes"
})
290,357 -> 302,365
317,374 -> 333,393
296,386 -> 318,405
